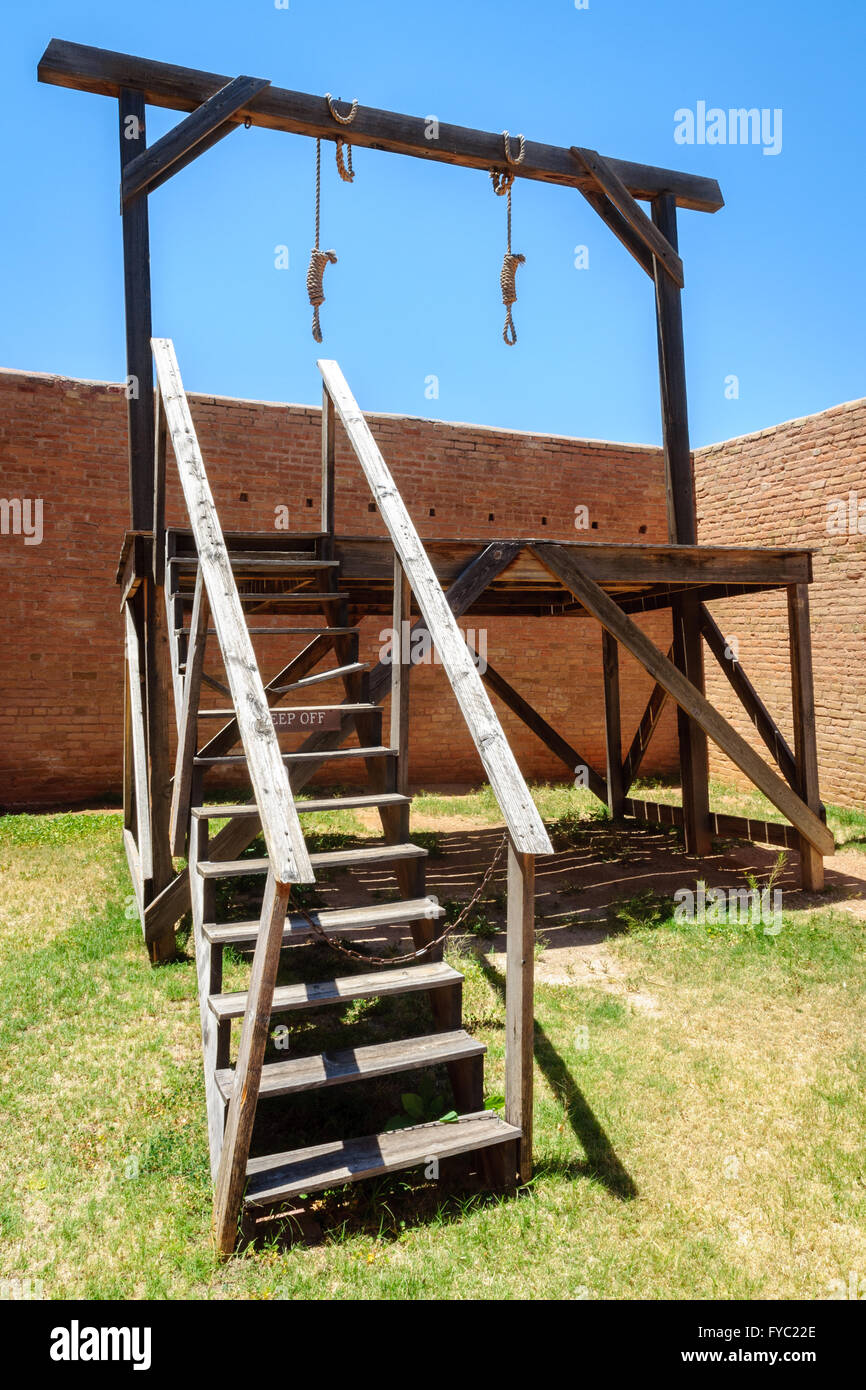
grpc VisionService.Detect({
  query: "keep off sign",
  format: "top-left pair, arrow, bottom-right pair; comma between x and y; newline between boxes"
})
271,708 -> 342,731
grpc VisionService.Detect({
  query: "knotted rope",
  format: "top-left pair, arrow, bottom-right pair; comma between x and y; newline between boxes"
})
325,92 -> 358,183
491,131 -> 526,345
307,138 -> 338,343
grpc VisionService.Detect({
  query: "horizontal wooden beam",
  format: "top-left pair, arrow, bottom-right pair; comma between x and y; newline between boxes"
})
122,74 -> 270,204
624,798 -> 800,850
38,39 -> 724,212
571,146 -> 684,286
334,536 -> 812,590
532,545 -> 834,858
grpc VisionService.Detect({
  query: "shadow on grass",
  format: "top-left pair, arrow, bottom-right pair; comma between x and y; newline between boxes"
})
476,954 -> 637,1202
237,1166 -> 527,1254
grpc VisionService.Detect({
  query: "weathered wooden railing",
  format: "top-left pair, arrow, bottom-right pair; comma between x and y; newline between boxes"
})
151,337 -> 314,1238
152,337 -> 313,885
318,358 -> 553,1181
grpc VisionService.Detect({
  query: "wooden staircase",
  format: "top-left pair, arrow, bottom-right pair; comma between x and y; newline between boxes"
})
119,338 -> 551,1252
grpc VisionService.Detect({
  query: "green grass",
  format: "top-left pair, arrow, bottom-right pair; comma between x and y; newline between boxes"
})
0,797 -> 864,1300
412,782 -> 607,825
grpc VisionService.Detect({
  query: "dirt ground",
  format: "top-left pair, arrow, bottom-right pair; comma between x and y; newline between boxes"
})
301,812 -> 866,1005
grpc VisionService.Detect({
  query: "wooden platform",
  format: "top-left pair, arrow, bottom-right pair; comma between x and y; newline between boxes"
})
119,529 -> 812,619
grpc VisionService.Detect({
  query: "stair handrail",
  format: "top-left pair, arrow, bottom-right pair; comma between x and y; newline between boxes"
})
317,358 -> 552,859
152,337 -> 314,886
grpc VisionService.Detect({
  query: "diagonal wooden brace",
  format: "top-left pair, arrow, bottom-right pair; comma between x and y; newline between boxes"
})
122,74 -> 270,205
532,545 -> 834,858
699,604 -> 800,793
621,645 -> 673,793
571,146 -> 684,287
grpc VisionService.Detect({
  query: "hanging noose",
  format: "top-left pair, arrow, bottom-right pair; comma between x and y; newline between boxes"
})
491,131 -> 526,345
325,92 -> 358,183
306,94 -> 360,341
307,138 -> 338,343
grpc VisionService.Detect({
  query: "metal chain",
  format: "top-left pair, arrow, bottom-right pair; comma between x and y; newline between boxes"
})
292,832 -> 509,967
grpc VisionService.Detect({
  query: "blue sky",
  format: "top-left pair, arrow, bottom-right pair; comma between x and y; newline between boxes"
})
1,0 -> 864,446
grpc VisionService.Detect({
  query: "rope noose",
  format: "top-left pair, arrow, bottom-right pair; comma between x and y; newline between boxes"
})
492,131 -> 526,345
306,94 -> 359,341
307,138 -> 338,344
325,92 -> 358,183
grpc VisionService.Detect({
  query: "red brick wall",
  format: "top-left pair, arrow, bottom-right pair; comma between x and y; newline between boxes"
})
0,368 -> 677,809
695,399 -> 866,807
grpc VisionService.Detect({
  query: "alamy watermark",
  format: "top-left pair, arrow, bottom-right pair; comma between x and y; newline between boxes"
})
826,490 -> 866,535
826,1271 -> 866,1300
50,1322 -> 152,1370
1,1276 -> 44,1300
674,882 -> 783,935
379,621 -> 487,674
674,103 -> 782,156
0,497 -> 43,545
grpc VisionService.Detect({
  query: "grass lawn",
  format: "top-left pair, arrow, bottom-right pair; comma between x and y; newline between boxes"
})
0,786 -> 864,1300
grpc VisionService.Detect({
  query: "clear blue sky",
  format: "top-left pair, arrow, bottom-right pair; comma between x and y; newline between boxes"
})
2,0 -> 864,446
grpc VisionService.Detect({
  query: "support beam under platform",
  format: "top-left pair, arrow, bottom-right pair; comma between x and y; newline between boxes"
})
531,545 -> 834,859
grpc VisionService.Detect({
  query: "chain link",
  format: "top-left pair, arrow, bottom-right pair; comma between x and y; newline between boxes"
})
292,832 -> 509,967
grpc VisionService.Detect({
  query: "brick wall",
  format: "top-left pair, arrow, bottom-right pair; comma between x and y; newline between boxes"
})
0,368 -> 677,810
695,398 -> 866,807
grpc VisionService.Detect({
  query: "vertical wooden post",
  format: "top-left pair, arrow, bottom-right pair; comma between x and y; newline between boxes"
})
787,583 -> 825,891
672,593 -> 712,855
213,873 -> 291,1254
505,841 -> 535,1185
118,90 -> 154,529
122,662 -> 134,835
391,555 -> 411,811
601,629 -> 625,817
169,570 -> 209,856
118,94 -> 177,957
652,195 -> 696,547
321,386 -> 335,557
143,574 -> 176,961
189,802 -> 229,1177
652,192 -> 711,856
152,390 -> 167,586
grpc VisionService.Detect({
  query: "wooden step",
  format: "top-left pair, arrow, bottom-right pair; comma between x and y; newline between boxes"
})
192,792 -> 411,820
168,531 -> 321,552
195,703 -> 377,719
194,745 -> 396,767
209,960 -> 462,1022
172,555 -> 339,571
244,1112 -> 522,1206
177,626 -> 358,638
271,661 -> 369,693
202,895 -> 443,946
175,591 -> 349,605
215,1029 -> 484,1103
196,841 -> 426,879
